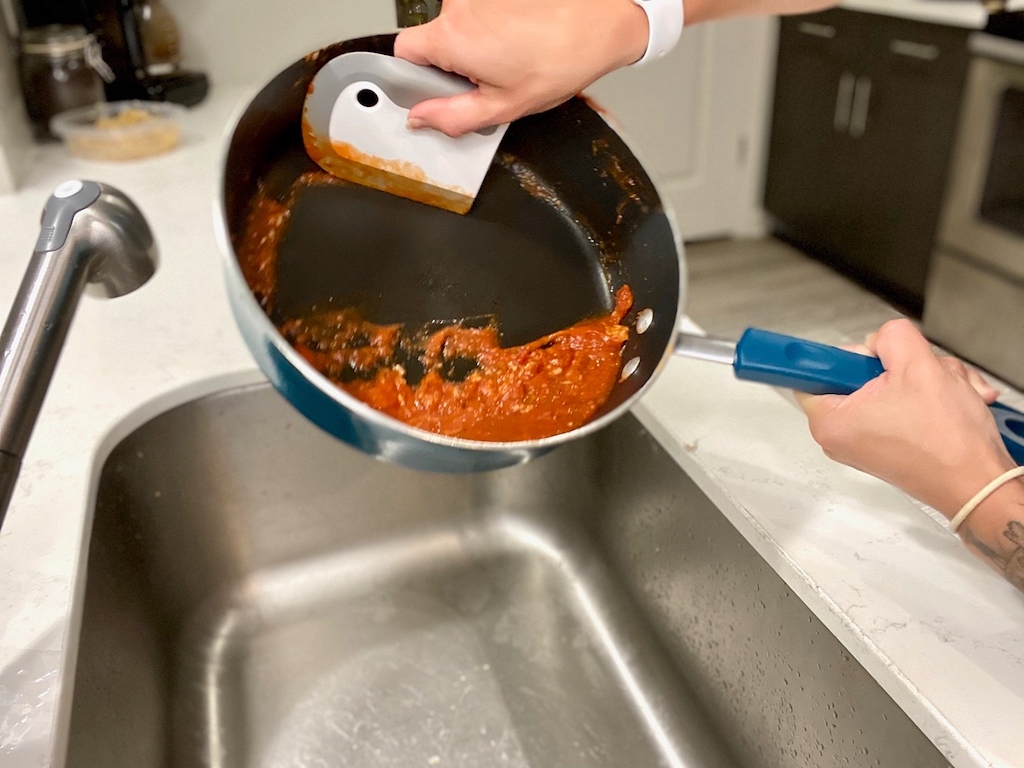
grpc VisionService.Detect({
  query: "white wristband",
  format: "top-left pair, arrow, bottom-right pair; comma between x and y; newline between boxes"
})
948,466 -> 1024,534
631,0 -> 684,66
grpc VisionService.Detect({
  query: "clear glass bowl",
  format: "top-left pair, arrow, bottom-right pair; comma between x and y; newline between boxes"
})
51,100 -> 185,161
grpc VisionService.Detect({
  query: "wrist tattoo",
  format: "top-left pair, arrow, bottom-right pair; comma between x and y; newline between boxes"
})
963,519 -> 1024,591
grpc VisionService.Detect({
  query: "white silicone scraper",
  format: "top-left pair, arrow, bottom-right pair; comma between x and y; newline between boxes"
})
302,52 -> 510,215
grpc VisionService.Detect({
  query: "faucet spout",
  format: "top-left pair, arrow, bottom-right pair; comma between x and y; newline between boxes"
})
0,181 -> 157,528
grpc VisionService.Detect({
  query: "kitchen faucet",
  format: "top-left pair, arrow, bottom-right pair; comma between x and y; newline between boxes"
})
0,181 -> 157,528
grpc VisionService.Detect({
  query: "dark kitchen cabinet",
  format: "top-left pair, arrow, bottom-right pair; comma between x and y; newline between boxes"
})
764,9 -> 970,314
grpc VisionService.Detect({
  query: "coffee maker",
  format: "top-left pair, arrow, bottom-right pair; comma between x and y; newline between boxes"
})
8,0 -> 208,105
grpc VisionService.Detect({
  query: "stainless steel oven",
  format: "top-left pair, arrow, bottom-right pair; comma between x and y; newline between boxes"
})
924,31 -> 1024,388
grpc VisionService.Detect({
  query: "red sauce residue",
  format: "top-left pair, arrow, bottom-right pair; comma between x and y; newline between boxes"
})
302,115 -> 474,214
280,286 -> 632,442
237,177 -> 634,442
235,171 -> 345,313
236,195 -> 288,311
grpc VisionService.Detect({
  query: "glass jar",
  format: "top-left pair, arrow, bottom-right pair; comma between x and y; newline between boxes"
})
135,0 -> 183,76
18,26 -> 112,141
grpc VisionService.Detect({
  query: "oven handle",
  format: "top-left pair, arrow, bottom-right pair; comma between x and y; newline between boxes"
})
849,76 -> 872,139
834,72 -> 856,133
799,21 -> 836,39
969,31 -> 1024,67
889,39 -> 939,62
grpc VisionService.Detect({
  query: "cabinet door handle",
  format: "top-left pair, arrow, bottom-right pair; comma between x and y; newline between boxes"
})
834,72 -> 856,133
889,39 -> 939,61
799,22 -> 836,39
849,76 -> 872,138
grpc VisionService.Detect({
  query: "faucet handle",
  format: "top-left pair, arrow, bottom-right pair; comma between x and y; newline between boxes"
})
33,180 -> 159,299
36,180 -> 103,253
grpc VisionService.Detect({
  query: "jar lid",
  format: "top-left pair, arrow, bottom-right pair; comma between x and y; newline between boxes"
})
20,25 -> 93,56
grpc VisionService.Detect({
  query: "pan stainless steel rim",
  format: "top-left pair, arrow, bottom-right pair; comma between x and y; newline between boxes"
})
215,35 -> 686,473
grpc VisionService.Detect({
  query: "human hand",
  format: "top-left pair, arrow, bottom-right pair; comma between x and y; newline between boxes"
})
795,319 -> 1014,519
393,0 -> 649,137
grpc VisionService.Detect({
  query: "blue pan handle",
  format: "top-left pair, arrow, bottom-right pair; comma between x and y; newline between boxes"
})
734,329 -> 884,395
734,328 -> 1024,466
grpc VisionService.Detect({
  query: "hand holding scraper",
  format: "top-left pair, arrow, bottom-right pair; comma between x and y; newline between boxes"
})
302,52 -> 510,214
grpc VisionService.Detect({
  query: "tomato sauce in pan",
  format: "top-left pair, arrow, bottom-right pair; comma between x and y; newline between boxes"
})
237,177 -> 634,442
280,286 -> 632,442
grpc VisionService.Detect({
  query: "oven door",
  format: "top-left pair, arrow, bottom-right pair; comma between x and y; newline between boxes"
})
939,36 -> 1024,280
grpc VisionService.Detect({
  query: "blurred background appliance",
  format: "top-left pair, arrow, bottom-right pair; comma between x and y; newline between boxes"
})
5,0 -> 208,106
924,11 -> 1024,389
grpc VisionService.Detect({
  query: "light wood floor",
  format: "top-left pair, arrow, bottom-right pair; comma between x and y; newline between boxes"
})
684,238 -> 905,348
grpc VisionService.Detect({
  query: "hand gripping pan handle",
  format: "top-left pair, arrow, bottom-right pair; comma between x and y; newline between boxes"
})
677,329 -> 1024,466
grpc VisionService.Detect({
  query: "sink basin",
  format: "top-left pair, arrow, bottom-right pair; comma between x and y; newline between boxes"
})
65,384 -> 947,767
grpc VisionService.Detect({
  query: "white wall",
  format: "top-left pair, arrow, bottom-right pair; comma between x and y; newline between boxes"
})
168,0 -> 397,87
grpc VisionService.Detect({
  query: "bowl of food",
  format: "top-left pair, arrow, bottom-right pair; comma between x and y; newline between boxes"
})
51,100 -> 184,161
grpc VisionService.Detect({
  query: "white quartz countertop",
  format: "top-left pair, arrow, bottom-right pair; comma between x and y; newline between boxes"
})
1,86 -> 1022,768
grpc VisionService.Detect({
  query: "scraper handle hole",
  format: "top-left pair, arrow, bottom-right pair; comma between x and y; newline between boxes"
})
357,89 -> 380,108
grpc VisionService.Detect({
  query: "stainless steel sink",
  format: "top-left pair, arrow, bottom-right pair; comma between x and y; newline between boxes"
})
65,384 -> 948,768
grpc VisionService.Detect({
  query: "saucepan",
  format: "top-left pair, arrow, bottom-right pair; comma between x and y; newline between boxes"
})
216,35 -> 1024,473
